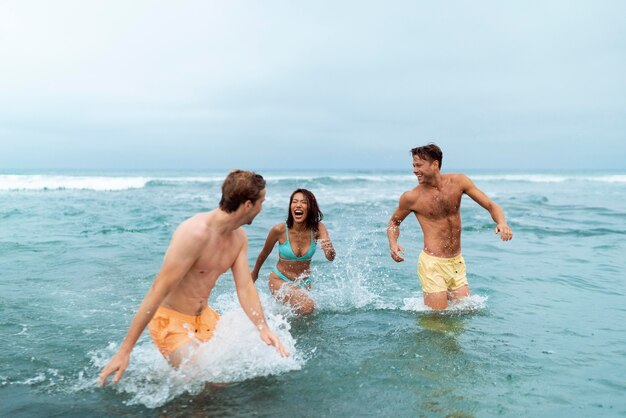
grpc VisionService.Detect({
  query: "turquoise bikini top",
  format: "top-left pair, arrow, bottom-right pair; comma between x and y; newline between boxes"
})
278,224 -> 316,261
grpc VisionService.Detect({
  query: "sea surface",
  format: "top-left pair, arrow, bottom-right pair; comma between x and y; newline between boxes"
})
1,170 -> 625,417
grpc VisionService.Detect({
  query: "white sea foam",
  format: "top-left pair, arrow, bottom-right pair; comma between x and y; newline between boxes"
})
0,175 -> 151,191
314,277 -> 381,312
401,297 -> 430,312
13,368 -> 65,390
471,174 -> 626,184
593,175 -> 626,183
0,174 -> 232,191
263,174 -> 410,183
2,172 -> 624,191
16,373 -> 47,386
0,173 -> 410,191
15,369 -> 62,386
447,294 -> 488,311
401,294 -> 487,312
472,174 -> 569,183
310,255 -> 385,312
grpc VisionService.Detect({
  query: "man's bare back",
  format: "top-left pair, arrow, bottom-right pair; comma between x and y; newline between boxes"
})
161,211 -> 247,316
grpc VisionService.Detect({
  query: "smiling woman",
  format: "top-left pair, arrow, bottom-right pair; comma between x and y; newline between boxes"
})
252,189 -> 336,314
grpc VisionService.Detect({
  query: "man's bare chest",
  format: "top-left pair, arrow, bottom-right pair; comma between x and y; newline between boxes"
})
414,190 -> 463,219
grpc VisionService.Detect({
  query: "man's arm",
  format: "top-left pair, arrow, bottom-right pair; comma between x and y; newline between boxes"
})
461,175 -> 513,241
251,225 -> 280,282
98,224 -> 203,385
387,192 -> 413,262
232,231 -> 289,357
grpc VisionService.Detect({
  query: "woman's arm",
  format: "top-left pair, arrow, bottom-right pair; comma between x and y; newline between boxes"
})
317,223 -> 336,261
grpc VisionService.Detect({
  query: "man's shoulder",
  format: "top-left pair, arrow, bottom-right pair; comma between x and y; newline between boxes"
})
443,172 -> 469,181
177,212 -> 212,240
443,173 -> 472,187
402,186 -> 422,200
235,226 -> 247,239
217,226 -> 247,251
398,188 -> 420,209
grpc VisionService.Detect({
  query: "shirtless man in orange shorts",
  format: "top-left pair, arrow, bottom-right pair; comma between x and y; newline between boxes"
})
387,144 -> 513,310
99,170 -> 288,386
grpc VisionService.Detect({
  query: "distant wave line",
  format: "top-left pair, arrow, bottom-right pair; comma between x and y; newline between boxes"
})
472,174 -> 626,183
1,173 -> 625,191
0,174 -> 409,191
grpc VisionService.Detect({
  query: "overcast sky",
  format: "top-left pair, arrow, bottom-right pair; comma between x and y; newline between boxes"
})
1,1 -> 625,171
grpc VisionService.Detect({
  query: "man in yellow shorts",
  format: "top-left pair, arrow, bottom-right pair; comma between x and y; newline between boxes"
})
99,170 -> 289,386
387,144 -> 513,310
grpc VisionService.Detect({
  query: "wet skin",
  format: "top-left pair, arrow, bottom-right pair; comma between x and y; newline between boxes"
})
387,156 -> 513,309
253,192 -> 335,315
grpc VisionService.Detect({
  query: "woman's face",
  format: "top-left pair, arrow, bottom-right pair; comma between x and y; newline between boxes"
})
290,192 -> 308,224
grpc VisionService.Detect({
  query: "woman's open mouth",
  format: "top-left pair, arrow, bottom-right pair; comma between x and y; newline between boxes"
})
293,209 -> 304,220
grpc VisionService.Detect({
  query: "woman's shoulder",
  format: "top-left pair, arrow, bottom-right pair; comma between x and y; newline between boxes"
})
314,222 -> 328,239
264,223 -> 285,243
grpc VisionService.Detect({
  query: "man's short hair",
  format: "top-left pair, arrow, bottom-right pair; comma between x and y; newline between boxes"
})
411,143 -> 443,168
219,170 -> 266,213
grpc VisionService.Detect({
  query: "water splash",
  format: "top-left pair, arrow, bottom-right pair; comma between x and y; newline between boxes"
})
82,295 -> 304,408
401,294 -> 488,312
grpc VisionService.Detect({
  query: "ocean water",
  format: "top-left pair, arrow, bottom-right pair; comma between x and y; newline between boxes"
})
1,170 -> 625,417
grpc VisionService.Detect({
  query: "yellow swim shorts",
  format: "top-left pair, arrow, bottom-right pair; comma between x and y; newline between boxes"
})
417,251 -> 468,294
148,305 -> 220,358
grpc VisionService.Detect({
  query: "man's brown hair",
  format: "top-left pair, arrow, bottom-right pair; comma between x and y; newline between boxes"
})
219,170 -> 266,213
411,143 -> 443,168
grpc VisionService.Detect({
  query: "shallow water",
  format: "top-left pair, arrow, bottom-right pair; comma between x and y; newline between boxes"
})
1,170 -> 625,417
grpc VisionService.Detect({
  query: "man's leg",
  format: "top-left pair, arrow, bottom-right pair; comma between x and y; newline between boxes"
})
167,340 -> 200,368
423,291 -> 448,310
167,340 -> 227,387
448,284 -> 470,302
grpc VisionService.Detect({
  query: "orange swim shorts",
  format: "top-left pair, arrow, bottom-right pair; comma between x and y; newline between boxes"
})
148,305 -> 220,358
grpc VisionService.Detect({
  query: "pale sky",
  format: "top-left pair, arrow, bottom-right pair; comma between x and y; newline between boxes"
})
1,1 -> 625,171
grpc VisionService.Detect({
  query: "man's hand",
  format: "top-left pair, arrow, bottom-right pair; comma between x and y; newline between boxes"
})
389,244 -> 405,262
495,224 -> 513,241
258,327 -> 290,357
98,350 -> 130,386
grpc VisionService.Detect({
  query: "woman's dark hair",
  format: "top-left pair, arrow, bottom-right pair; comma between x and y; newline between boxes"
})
286,188 -> 323,232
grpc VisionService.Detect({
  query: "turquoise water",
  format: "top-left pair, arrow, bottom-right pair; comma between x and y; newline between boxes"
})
1,170 -> 625,417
